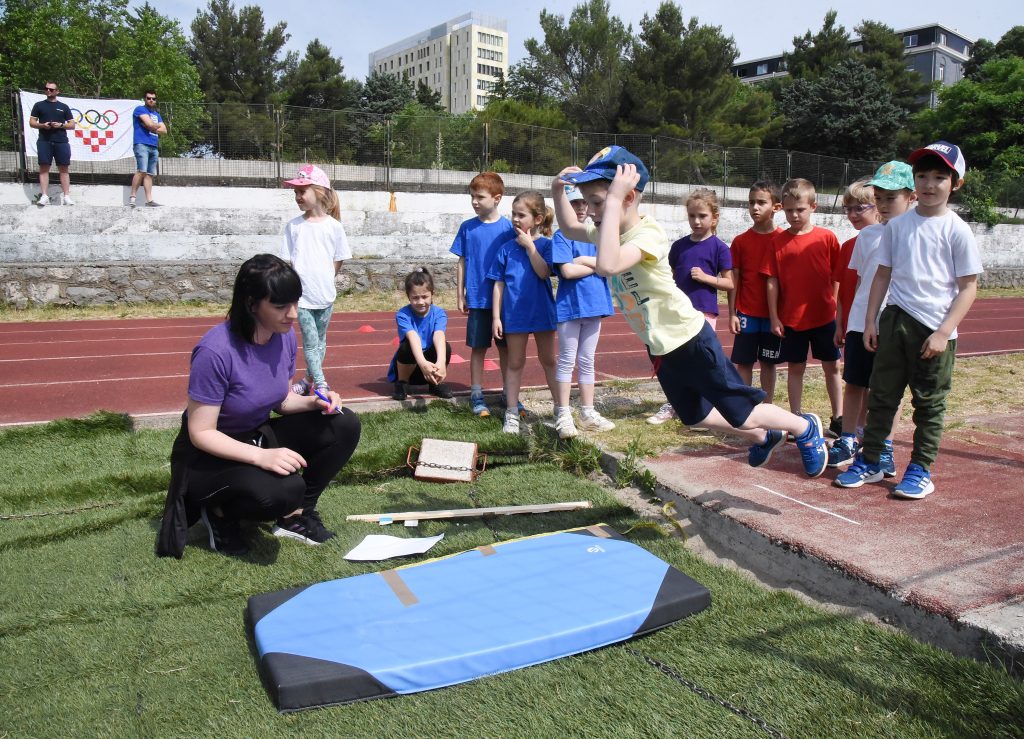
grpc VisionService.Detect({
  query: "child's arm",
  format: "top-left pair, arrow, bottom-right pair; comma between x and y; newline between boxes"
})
690,267 -> 734,291
431,330 -> 447,382
455,257 -> 467,314
766,276 -> 784,337
862,266 -> 892,352
833,280 -> 844,347
515,228 -> 551,279
559,261 -> 595,279
726,269 -> 740,335
334,260 -> 343,275
922,275 -> 978,359
551,168 -> 589,242
492,280 -> 505,340
403,329 -> 436,379
595,165 -> 645,276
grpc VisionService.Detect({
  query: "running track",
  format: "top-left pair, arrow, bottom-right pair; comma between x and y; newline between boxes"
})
2,298 -> 1023,425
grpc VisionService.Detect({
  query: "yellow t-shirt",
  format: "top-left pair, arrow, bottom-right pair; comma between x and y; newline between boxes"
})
585,216 -> 706,356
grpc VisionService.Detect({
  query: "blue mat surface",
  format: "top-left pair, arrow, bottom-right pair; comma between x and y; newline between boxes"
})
247,524 -> 710,711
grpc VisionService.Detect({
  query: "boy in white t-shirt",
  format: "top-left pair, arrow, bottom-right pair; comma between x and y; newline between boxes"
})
835,142 -> 982,499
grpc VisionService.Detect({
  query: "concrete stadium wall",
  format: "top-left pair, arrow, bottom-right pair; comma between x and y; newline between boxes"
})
1,183 -> 1023,306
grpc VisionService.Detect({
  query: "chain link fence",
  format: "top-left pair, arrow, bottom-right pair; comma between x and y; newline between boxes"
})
5,89 -> 1021,213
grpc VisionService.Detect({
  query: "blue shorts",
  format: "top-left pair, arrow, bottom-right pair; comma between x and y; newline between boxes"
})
841,331 -> 874,387
134,143 -> 159,176
466,307 -> 506,349
655,322 -> 766,427
37,140 -> 71,167
781,321 -> 841,363
730,312 -> 782,366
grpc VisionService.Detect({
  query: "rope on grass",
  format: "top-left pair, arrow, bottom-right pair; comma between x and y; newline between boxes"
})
0,500 -> 122,521
623,647 -> 789,738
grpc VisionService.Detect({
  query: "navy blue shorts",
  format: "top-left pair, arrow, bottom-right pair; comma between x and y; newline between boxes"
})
841,331 -> 874,387
37,140 -> 71,167
730,313 -> 783,366
655,322 -> 766,427
781,321 -> 841,363
466,307 -> 506,349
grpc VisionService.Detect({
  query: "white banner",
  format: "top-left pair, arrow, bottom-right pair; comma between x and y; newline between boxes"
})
20,91 -> 141,162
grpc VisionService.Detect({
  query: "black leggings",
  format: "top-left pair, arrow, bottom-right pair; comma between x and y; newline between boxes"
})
185,408 -> 361,521
395,339 -> 452,385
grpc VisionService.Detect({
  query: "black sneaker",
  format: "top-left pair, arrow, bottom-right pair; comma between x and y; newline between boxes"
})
272,509 -> 336,545
828,416 -> 843,439
428,382 -> 453,398
200,507 -> 249,556
392,380 -> 408,400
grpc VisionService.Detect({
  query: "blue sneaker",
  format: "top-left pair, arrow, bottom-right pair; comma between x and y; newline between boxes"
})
748,429 -> 786,468
880,440 -> 896,477
827,434 -> 859,468
892,463 -> 934,499
834,454 -> 884,488
470,392 -> 490,418
796,413 -> 828,477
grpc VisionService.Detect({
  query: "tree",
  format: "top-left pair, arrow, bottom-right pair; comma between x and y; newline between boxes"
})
415,81 -> 443,112
855,20 -> 930,112
492,59 -> 561,108
783,10 -> 852,79
478,98 -> 573,174
964,26 -> 1024,80
358,71 -> 414,116
778,58 -> 905,159
280,39 -> 360,111
520,0 -> 632,131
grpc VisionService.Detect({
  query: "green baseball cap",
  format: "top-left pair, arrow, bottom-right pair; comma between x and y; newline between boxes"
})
868,161 -> 914,191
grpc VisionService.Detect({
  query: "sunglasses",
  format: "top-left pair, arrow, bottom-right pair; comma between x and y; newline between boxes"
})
45,87 -> 58,92
145,96 -> 157,100
842,204 -> 876,215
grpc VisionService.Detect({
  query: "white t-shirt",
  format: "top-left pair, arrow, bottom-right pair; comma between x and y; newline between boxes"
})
280,215 -> 352,309
846,224 -> 885,333
878,209 -> 982,338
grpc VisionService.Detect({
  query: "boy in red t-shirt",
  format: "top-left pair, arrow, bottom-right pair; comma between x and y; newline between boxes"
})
764,178 -> 843,435
727,180 -> 784,403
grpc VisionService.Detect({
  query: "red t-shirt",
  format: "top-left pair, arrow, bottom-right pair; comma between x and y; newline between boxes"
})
833,236 -> 859,335
763,226 -> 841,331
730,227 -> 782,319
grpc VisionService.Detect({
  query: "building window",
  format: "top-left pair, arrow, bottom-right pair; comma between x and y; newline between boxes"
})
755,63 -> 768,76
937,63 -> 945,81
477,79 -> 496,91
904,34 -> 918,48
478,63 -> 502,77
477,31 -> 503,47
477,94 -> 488,107
938,32 -> 947,46
478,48 -> 503,62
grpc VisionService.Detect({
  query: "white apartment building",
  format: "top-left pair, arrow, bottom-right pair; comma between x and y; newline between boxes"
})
368,12 -> 509,115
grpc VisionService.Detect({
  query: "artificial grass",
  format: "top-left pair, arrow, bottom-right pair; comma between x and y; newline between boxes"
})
1,406 -> 1022,737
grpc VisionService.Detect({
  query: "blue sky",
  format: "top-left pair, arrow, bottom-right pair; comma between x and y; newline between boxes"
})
151,0 -> 1013,77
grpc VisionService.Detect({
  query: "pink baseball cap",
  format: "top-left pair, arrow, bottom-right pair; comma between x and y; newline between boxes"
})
283,164 -> 330,188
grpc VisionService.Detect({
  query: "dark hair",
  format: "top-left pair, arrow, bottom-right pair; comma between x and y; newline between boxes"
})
750,180 -> 781,204
404,266 -> 435,295
143,89 -> 157,98
512,190 -> 554,236
227,254 -> 302,343
912,153 -> 957,179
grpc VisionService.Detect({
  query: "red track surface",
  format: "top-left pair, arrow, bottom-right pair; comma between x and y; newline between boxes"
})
2,298 -> 1023,425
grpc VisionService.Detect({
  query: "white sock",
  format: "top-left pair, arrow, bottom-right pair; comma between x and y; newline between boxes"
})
581,405 -> 595,417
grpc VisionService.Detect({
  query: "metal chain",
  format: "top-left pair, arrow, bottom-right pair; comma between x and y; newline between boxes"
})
415,460 -> 475,473
623,647 -> 789,739
0,501 -> 122,521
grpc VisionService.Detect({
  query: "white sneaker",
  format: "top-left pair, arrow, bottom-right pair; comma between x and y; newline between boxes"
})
579,409 -> 615,432
502,409 -> 520,434
61,193 -> 74,205
37,193 -> 50,206
647,402 -> 676,425
128,196 -> 137,208
555,411 -> 578,439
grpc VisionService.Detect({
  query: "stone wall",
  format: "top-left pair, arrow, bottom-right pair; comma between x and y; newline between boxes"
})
0,259 -> 459,308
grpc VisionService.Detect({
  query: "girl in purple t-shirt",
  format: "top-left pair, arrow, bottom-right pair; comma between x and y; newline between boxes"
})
649,189 -> 735,425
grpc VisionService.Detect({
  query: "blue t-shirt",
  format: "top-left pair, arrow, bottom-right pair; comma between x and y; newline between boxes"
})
387,304 -> 449,381
667,234 -> 733,315
550,231 -> 614,323
486,235 -> 556,334
449,217 -> 515,309
133,105 -> 162,147
187,321 -> 297,434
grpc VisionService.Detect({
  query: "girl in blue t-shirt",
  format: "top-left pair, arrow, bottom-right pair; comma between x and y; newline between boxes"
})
550,185 -> 616,439
388,267 -> 452,401
487,190 -> 557,434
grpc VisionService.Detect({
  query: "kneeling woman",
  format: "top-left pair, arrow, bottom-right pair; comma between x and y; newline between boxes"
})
157,254 -> 361,557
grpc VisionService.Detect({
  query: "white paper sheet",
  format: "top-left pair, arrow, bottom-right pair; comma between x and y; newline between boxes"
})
343,533 -> 444,561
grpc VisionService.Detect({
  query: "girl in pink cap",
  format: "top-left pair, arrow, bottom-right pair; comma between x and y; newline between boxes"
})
280,164 -> 351,397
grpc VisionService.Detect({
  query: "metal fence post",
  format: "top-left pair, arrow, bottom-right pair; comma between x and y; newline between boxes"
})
385,118 -> 392,192
722,148 -> 729,204
786,151 -> 792,181
274,107 -> 282,181
650,136 -> 657,198
13,90 -> 27,183
482,121 -> 489,171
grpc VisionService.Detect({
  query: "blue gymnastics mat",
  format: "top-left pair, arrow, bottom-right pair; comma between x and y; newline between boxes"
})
246,524 -> 710,712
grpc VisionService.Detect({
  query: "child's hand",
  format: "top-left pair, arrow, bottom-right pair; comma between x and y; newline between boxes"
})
492,317 -> 503,341
729,314 -> 741,336
553,166 -> 582,190
834,324 -> 845,348
514,226 -> 535,251
457,293 -> 468,314
863,325 -> 878,352
690,266 -> 709,283
770,318 -> 785,338
920,332 -> 948,359
607,164 -> 640,202
433,363 -> 447,383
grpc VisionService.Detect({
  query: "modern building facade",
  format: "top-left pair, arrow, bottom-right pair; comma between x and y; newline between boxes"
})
731,22 -> 974,107
369,12 -> 509,115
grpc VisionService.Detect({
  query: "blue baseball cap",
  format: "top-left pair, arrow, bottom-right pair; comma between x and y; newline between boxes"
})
564,145 -> 650,192
908,141 -> 966,179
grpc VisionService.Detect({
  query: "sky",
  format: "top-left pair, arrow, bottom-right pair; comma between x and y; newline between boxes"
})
152,0 -> 1014,76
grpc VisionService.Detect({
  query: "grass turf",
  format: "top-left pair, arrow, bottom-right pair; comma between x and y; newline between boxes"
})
1,406 -> 1022,736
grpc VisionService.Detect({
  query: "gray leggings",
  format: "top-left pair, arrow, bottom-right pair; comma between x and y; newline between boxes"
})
297,305 -> 334,385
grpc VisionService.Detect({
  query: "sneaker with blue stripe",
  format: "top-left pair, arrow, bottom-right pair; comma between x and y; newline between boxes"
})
892,463 -> 934,499
748,429 -> 786,468
470,392 -> 490,417
834,454 -> 884,488
827,434 -> 859,468
796,413 -> 828,477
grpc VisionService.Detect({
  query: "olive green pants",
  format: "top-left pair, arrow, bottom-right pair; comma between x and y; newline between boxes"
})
863,305 -> 955,469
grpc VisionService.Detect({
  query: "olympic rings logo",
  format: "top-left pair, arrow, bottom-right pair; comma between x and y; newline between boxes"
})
70,108 -> 119,130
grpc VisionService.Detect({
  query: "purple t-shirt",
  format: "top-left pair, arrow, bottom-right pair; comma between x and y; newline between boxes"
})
668,234 -> 732,315
187,321 -> 297,433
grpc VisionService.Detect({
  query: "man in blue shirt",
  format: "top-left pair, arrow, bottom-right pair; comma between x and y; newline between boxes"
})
129,89 -> 167,207
28,81 -> 75,206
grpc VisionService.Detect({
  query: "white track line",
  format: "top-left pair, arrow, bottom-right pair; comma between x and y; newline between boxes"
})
753,483 -> 862,525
